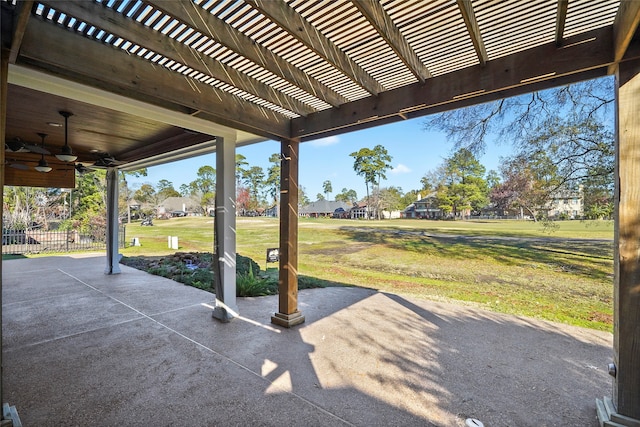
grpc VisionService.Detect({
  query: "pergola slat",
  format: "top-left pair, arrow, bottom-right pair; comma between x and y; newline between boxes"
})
245,0 -> 386,96
555,0 -> 569,46
353,0 -> 431,82
19,17 -> 290,140
456,0 -> 488,66
158,0 -> 348,107
42,0 -> 315,117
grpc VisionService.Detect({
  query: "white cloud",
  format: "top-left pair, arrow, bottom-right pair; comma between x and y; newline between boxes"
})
391,163 -> 411,174
308,136 -> 340,147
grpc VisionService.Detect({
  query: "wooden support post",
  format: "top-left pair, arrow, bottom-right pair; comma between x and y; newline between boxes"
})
272,138 -> 305,328
104,167 -> 121,274
598,57 -> 640,425
1,47 -> 9,411
212,136 -> 238,322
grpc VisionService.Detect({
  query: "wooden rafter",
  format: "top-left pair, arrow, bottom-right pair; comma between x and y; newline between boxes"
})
352,0 -> 431,83
157,0 -> 348,107
456,0 -> 488,66
612,0 -> 640,64
8,0 -> 34,64
555,0 -> 569,46
245,0 -> 386,95
292,27 -> 615,139
42,0 -> 315,118
18,18 -> 290,140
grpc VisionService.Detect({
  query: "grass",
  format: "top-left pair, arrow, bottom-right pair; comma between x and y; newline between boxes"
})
114,217 -> 614,331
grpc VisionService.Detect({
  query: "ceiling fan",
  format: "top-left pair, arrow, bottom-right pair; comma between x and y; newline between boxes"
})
5,136 -> 51,155
89,153 -> 124,168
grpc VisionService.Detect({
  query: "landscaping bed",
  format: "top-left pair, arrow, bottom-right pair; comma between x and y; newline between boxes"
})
120,251 -> 330,296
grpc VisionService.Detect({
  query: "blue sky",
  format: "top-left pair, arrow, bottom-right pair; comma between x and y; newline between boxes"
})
129,116 -> 513,202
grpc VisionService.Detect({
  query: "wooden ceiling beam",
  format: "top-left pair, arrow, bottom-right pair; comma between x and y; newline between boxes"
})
609,0 -> 640,73
8,0 -> 33,64
292,27 -> 615,139
19,18 -> 290,140
246,0 -> 385,95
118,132 -> 213,164
555,0 -> 569,46
456,0 -> 488,66
41,0 -> 315,118
157,0 -> 348,107
352,0 -> 431,82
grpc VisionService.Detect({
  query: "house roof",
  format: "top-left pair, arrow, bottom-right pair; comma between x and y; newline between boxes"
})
159,196 -> 199,212
299,200 -> 351,214
2,1 -> 638,187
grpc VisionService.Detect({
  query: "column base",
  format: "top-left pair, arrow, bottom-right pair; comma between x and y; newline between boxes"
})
271,311 -> 305,328
2,403 -> 20,427
596,397 -> 640,427
212,303 -> 238,323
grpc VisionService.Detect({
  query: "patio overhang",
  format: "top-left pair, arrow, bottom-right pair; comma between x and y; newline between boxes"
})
1,0 -> 640,424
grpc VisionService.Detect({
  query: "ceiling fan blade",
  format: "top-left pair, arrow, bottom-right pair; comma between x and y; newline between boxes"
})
23,143 -> 51,155
9,162 -> 29,170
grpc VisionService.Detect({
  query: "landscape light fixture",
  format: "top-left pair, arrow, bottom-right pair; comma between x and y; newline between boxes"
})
55,111 -> 77,162
34,133 -> 52,173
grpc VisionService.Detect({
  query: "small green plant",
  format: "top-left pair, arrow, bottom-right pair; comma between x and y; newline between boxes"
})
236,267 -> 277,297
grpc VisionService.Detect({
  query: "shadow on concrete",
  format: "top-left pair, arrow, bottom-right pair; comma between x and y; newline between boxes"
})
2,255 -> 612,426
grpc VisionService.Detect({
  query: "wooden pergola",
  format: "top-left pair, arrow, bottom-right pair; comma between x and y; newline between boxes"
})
1,0 -> 639,424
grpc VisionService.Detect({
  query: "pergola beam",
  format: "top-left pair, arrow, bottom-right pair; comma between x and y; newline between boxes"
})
292,27 -> 615,139
42,0 -> 315,118
246,0 -> 385,96
158,0 -> 348,107
457,0 -> 488,66
353,0 -> 431,82
19,18 -> 290,140
554,0 -> 569,46
7,0 -> 33,64
613,0 -> 640,64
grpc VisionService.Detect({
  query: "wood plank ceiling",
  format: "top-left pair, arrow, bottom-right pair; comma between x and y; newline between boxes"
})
2,0 -> 639,185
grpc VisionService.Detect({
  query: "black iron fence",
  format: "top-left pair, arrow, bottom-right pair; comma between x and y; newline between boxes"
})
2,226 -> 126,255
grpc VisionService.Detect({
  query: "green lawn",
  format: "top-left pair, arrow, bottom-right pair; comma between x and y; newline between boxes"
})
119,216 -> 614,331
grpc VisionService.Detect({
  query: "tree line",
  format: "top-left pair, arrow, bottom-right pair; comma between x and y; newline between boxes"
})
3,77 -> 614,232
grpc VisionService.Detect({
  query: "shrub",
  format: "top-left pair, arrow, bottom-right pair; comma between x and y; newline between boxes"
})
236,267 -> 277,297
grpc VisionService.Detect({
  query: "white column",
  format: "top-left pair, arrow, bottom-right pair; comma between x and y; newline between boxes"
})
104,167 -> 121,274
212,136 -> 238,321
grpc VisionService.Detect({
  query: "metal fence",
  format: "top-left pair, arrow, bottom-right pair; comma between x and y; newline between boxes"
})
2,226 -> 126,255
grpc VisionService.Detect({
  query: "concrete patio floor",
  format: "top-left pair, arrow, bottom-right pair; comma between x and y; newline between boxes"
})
2,255 -> 613,426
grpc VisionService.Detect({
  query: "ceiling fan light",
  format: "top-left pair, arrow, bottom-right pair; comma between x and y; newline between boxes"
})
56,110 -> 78,162
35,158 -> 52,173
55,144 -> 77,162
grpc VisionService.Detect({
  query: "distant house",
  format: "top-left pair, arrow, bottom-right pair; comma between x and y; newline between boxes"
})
158,196 -> 200,217
349,202 -> 369,219
544,186 -> 584,219
402,194 -> 443,219
299,200 -> 351,218
264,205 -> 279,217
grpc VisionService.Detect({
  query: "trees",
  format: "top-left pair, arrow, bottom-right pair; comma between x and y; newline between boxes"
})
182,166 -> 216,214
430,149 -> 489,218
379,186 -> 404,213
242,166 -> 265,210
490,154 -> 560,220
298,186 -> 311,207
265,153 -> 281,208
335,188 -> 358,205
156,179 -> 180,201
349,144 -> 392,219
322,180 -> 332,200
423,78 -> 615,215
